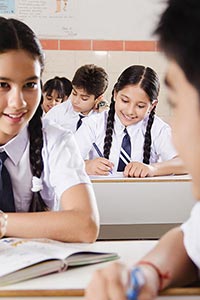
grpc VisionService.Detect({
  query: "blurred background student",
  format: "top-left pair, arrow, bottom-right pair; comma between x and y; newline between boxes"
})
41,76 -> 72,115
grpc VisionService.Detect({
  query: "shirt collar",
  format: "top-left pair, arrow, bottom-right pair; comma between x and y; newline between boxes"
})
114,113 -> 148,135
0,126 -> 29,165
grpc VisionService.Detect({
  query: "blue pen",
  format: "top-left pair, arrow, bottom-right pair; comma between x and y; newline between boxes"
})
126,267 -> 145,300
92,142 -> 112,174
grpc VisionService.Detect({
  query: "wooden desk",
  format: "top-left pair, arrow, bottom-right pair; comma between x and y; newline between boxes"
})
91,175 -> 196,239
0,240 -> 200,299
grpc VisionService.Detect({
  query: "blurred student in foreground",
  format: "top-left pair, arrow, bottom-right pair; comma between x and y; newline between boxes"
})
85,0 -> 200,299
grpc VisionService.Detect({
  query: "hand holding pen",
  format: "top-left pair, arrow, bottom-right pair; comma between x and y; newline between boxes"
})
85,263 -> 150,300
87,142 -> 113,175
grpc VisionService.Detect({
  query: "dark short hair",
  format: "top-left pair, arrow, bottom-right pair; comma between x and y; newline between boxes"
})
72,64 -> 108,99
43,76 -> 72,100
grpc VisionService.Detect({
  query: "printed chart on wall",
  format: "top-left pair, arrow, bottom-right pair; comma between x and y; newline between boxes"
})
0,0 -> 78,38
0,0 -> 166,40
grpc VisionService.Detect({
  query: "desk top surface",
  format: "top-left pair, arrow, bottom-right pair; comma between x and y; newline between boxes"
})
0,240 -> 200,299
91,174 -> 192,183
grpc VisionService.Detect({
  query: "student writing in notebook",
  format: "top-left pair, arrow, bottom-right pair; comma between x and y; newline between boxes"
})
75,65 -> 186,177
41,76 -> 72,115
44,64 -> 109,133
85,0 -> 200,299
0,17 -> 99,242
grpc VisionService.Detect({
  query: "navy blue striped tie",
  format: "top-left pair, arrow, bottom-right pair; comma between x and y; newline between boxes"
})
76,114 -> 85,130
0,152 -> 15,212
117,128 -> 131,171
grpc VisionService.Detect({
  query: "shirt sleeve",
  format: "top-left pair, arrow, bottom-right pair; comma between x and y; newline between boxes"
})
152,121 -> 178,161
43,120 -> 91,200
181,201 -> 200,269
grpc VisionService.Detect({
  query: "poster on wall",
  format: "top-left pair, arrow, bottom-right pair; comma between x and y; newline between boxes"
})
0,0 -> 78,38
0,0 -> 166,40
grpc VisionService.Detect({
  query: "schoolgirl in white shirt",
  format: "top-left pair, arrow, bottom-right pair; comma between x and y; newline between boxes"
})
45,64 -> 109,133
75,65 -> 187,177
41,76 -> 72,115
0,17 -> 99,242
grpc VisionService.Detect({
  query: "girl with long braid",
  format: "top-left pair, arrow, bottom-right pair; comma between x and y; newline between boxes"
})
75,65 -> 186,177
0,17 -> 99,242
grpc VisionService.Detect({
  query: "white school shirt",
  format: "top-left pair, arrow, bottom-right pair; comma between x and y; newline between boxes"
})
0,118 -> 91,212
181,202 -> 200,269
44,99 -> 97,133
74,110 -> 177,172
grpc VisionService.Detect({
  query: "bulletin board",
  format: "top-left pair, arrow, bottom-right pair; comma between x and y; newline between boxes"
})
0,0 -> 166,40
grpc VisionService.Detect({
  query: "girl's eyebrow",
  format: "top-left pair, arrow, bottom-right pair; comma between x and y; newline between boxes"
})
0,75 -> 39,81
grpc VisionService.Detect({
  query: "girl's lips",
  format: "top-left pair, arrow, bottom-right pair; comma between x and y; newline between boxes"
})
3,112 -> 27,123
121,112 -> 136,121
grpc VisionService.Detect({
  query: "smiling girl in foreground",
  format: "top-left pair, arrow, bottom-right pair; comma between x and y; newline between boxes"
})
0,17 -> 99,242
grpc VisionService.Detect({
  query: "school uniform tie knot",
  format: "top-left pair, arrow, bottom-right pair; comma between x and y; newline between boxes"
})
0,151 -> 15,212
117,128 -> 131,172
76,114 -> 85,130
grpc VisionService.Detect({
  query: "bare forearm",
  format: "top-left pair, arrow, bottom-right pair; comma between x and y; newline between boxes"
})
140,227 -> 198,289
152,157 -> 188,176
5,184 -> 100,243
5,209 -> 98,242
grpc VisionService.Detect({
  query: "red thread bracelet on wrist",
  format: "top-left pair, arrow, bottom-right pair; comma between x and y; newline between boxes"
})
138,260 -> 171,291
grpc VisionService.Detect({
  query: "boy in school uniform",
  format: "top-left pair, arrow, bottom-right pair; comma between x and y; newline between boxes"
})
85,0 -> 200,299
44,64 -> 109,133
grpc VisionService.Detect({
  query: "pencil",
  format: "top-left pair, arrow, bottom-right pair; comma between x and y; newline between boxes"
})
92,142 -> 103,157
92,142 -> 112,174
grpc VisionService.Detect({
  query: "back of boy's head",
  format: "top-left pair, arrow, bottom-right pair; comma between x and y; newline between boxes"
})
155,0 -> 200,93
72,64 -> 108,99
0,17 -> 47,212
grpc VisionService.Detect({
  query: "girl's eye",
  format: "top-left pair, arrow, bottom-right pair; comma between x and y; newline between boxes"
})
81,97 -> 89,101
0,82 -> 9,88
121,98 -> 128,103
138,105 -> 145,109
72,92 -> 77,96
24,82 -> 37,89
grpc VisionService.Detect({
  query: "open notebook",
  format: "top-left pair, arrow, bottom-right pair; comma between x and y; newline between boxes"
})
0,238 -> 119,287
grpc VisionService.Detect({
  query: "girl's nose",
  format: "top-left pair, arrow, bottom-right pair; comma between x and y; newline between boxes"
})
127,104 -> 135,115
8,88 -> 27,109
